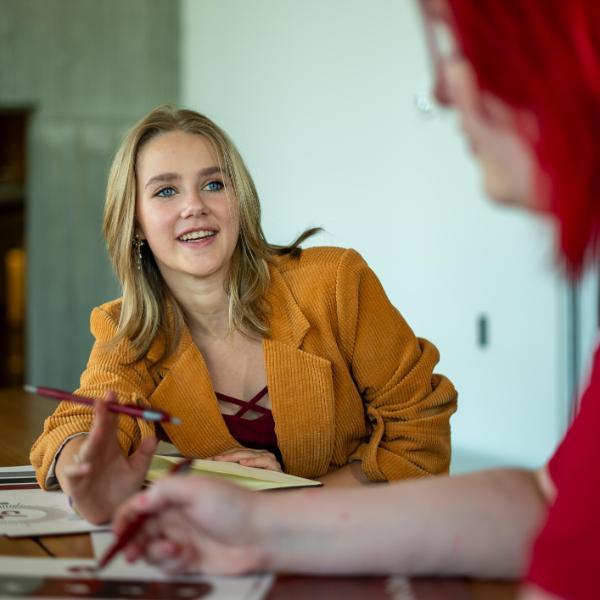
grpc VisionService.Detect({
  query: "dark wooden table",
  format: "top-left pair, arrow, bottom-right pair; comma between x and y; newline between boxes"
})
0,387 -> 517,598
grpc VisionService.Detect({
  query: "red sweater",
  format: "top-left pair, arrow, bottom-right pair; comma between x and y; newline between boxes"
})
527,346 -> 600,598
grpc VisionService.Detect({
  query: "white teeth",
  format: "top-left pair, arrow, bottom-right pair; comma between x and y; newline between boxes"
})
179,230 -> 216,241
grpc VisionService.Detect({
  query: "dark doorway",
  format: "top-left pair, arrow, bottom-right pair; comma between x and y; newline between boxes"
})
0,109 -> 28,387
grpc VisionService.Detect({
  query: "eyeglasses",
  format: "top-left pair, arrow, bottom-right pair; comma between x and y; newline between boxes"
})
420,1 -> 462,106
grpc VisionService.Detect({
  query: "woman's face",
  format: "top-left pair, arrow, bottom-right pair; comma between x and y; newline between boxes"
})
135,130 -> 240,289
424,1 -> 538,210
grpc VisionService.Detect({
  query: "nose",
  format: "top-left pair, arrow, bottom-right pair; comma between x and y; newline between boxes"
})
180,190 -> 210,219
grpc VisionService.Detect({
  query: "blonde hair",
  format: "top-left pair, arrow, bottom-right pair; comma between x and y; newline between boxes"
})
103,105 -> 318,366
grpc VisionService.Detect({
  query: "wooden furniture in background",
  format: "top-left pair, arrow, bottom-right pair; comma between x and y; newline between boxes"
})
0,110 -> 28,388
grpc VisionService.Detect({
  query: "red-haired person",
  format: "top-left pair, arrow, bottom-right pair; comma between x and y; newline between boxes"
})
113,2 -> 600,598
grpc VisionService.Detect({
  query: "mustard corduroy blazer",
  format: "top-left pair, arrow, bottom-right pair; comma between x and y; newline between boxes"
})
31,247 -> 457,486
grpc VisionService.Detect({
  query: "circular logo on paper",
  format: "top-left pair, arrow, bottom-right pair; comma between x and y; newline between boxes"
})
0,504 -> 67,523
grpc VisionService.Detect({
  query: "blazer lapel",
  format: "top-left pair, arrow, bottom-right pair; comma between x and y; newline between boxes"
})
148,326 -> 240,457
265,268 -> 335,478
144,266 -> 337,477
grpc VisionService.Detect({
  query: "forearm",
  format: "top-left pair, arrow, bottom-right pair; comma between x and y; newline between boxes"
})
255,468 -> 548,578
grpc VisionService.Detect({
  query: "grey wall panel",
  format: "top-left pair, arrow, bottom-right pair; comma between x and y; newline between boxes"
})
0,0 -> 179,388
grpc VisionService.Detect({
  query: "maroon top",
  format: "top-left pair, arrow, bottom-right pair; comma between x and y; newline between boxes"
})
218,387 -> 282,464
527,346 -> 600,598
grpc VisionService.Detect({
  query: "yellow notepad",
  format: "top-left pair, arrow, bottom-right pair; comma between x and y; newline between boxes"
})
147,455 -> 322,491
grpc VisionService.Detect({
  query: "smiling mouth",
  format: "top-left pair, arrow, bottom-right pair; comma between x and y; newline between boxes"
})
178,230 -> 217,242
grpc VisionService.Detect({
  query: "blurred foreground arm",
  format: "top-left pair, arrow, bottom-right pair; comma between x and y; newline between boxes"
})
114,467 -> 549,577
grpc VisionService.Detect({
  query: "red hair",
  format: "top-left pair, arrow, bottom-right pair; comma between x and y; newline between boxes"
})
447,0 -> 600,273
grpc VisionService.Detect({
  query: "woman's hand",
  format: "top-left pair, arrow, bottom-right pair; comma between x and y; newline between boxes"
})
55,391 -> 157,525
208,447 -> 282,472
113,476 -> 264,575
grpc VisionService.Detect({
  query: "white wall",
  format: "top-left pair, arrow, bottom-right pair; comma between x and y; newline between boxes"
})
181,0 -> 581,471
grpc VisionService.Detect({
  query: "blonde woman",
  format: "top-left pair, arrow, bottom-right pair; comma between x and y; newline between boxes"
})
31,106 -> 456,524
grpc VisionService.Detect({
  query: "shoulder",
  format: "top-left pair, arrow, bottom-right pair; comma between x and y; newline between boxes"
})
269,246 -> 374,301
267,247 -> 377,319
548,345 -> 600,487
89,298 -> 123,341
272,246 -> 368,281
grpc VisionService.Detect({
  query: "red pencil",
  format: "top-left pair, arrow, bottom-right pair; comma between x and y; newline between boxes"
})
97,457 -> 194,570
24,384 -> 182,425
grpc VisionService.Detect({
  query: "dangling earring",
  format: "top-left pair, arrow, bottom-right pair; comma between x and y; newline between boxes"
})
133,235 -> 145,271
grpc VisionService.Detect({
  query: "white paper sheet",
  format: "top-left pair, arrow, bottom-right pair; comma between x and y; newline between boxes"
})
90,531 -> 272,600
0,557 -> 273,599
0,465 -> 38,490
0,489 -> 108,537
0,465 -> 36,480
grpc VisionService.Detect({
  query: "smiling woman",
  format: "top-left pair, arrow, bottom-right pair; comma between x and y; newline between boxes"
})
29,106 -> 457,524
135,132 -> 241,301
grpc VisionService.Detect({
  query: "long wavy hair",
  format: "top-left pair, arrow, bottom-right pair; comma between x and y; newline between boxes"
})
103,105 -> 319,365
442,0 -> 600,273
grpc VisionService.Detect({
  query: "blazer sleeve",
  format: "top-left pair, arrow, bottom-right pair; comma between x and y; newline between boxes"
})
336,249 -> 457,482
29,305 -> 157,489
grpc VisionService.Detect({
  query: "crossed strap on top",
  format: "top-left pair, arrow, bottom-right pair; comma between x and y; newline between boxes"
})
215,387 -> 269,419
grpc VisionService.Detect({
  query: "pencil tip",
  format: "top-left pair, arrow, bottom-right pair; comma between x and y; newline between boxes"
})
171,417 -> 182,425
23,384 -> 36,394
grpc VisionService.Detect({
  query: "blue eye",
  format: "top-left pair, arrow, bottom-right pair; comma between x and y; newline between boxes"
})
156,186 -> 176,198
204,180 -> 224,192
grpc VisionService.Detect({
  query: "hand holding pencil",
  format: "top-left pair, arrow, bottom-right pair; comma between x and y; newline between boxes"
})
112,471 -> 259,575
97,457 -> 194,571
52,390 -> 160,525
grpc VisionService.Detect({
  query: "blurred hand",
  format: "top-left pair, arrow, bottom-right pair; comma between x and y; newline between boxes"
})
113,476 -> 263,575
208,447 -> 282,472
56,391 -> 157,524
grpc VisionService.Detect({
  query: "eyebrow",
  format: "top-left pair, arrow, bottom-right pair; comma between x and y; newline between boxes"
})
144,166 -> 223,189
